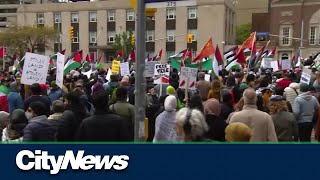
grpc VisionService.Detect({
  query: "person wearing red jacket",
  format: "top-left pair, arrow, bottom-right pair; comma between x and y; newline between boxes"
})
276,73 -> 292,90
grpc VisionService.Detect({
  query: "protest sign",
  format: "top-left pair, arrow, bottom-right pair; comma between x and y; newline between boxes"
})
145,61 -> 158,77
55,53 -> 65,89
300,67 -> 312,85
111,60 -> 120,74
204,74 -> 210,82
262,58 -> 272,68
270,61 -> 279,71
179,67 -> 198,89
120,62 -> 130,76
105,68 -> 111,81
21,52 -> 49,85
281,60 -> 291,70
153,63 -> 170,84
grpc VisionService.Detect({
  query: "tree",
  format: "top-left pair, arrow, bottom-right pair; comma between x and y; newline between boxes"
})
113,30 -> 135,58
0,26 -> 56,61
236,23 -> 252,45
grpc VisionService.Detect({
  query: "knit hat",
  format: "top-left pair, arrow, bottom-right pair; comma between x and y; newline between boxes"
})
300,83 -> 310,92
164,95 -> 177,112
225,122 -> 252,142
0,111 -> 9,128
166,86 -> 176,95
204,98 -> 221,116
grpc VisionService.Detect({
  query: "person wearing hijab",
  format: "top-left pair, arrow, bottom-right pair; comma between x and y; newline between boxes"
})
203,98 -> 228,141
225,122 -> 252,142
189,95 -> 204,112
2,109 -> 28,142
153,95 -> 178,142
0,111 -> 10,140
7,82 -> 24,115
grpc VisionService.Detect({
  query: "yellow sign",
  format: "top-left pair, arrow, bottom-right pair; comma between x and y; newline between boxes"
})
130,0 -> 157,17
111,60 -> 120,74
187,34 -> 193,43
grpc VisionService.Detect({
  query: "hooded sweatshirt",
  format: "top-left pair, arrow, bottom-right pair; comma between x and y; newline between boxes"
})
284,83 -> 300,109
293,92 -> 320,123
153,95 -> 178,142
7,82 -> 24,114
23,115 -> 58,141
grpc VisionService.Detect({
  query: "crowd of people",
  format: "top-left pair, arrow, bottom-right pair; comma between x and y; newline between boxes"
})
0,66 -> 320,143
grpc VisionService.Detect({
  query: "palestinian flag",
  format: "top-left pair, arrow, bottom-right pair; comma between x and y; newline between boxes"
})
267,48 -> 276,58
127,49 -> 135,62
225,49 -> 246,71
96,53 -> 104,69
213,45 -> 224,76
169,49 -> 188,62
82,54 -> 91,69
152,49 -> 163,61
17,55 -> 25,71
64,51 -> 81,74
90,53 -> 95,63
224,46 -> 238,63
179,49 -> 188,73
116,49 -> 124,62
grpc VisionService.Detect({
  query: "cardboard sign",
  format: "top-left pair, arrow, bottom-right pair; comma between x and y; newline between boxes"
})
153,63 -> 170,84
55,53 -> 65,89
270,61 -> 279,72
300,67 -> 311,85
179,67 -> 198,89
281,60 -> 291,70
145,61 -> 158,78
262,58 -> 272,68
21,52 -> 49,85
120,62 -> 130,76
111,60 -> 120,74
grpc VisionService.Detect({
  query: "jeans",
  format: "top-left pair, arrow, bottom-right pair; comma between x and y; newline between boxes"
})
298,122 -> 313,142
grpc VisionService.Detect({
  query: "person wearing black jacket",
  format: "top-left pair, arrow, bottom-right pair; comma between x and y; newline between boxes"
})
145,85 -> 160,141
76,92 -> 131,141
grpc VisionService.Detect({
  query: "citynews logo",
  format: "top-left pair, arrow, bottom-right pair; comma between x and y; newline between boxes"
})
16,150 -> 129,175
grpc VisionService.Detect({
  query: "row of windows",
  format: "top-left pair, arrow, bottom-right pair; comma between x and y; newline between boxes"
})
38,7 -> 197,24
280,25 -> 320,46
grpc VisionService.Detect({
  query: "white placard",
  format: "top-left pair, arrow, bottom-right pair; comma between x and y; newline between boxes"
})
55,53 -> 65,89
21,52 -> 49,85
300,67 -> 312,85
120,62 -> 130,76
262,58 -> 272,68
179,67 -> 198,89
204,74 -> 210,82
270,61 -> 279,71
153,63 -> 170,84
145,61 -> 158,78
105,68 -> 111,81
281,60 -> 291,70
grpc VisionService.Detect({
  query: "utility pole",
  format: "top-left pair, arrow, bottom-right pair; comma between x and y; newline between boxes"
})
134,0 -> 146,141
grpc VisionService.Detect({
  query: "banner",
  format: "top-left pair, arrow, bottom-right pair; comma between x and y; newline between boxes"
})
262,58 -> 272,68
300,66 -> 311,85
171,58 -> 212,71
120,62 -> 130,76
179,67 -> 198,89
55,53 -> 65,89
281,60 -> 291,70
21,52 -> 49,85
270,61 -> 279,71
145,61 -> 158,78
111,60 -> 120,74
153,63 -> 170,84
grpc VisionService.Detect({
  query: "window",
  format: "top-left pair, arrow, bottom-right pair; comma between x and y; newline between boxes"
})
167,8 -> 176,20
89,12 -> 97,22
192,51 -> 197,58
309,26 -> 318,45
167,51 -> 175,58
108,31 -> 115,43
146,30 -> 155,42
89,31 -> 97,43
108,10 -> 115,22
188,7 -> 197,19
54,13 -> 61,23
71,12 -> 79,23
55,33 -> 61,43
166,30 -> 175,42
188,29 -> 197,41
280,25 -> 292,46
73,31 -> 79,43
280,52 -> 289,61
126,9 -> 135,21
37,13 -> 44,24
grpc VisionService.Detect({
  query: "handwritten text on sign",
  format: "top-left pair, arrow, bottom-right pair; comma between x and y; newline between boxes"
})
21,52 -> 49,85
55,53 -> 65,89
153,64 -> 170,84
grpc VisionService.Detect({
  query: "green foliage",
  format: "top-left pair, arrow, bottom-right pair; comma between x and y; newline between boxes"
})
0,26 -> 56,60
236,23 -> 252,45
112,30 -> 134,58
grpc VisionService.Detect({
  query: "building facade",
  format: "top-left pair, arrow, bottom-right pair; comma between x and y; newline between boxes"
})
270,0 -> 320,61
16,0 -> 236,61
235,0 -> 269,25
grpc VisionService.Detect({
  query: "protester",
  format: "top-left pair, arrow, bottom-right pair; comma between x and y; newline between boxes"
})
48,100 -> 64,121
153,95 -> 178,142
105,74 -> 120,101
0,111 -> 10,140
24,83 -> 51,116
276,73 -> 292,90
76,92 -> 131,141
189,95 -> 204,112
175,108 -> 208,142
196,72 -> 211,101
225,122 -> 252,142
293,83 -> 320,142
23,102 -> 57,141
2,109 -> 27,142
313,72 -> 320,92
146,85 -> 160,141
48,81 -> 63,103
207,79 -> 221,101
283,82 -> 300,109
203,98 -> 228,141
220,93 -> 235,121
269,95 -> 298,141
229,88 -> 278,142
7,82 -> 24,115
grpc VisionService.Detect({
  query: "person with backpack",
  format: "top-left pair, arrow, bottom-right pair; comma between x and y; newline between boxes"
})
284,82 -> 300,109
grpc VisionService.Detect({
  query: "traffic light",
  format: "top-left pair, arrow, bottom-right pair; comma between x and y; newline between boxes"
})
187,34 -> 193,43
69,26 -> 74,42
131,35 -> 135,45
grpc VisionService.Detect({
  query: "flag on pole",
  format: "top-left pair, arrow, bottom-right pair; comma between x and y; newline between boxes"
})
193,38 -> 215,62
127,49 -> 136,62
180,49 -> 188,74
117,49 -> 124,62
90,53 -> 95,63
78,50 -> 83,61
224,46 -> 238,64
185,49 -> 193,63
64,51 -> 82,74
96,53 -> 104,69
213,45 -> 224,76
267,48 -> 276,58
152,49 -> 163,61
169,49 -> 188,62
238,32 -> 256,53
